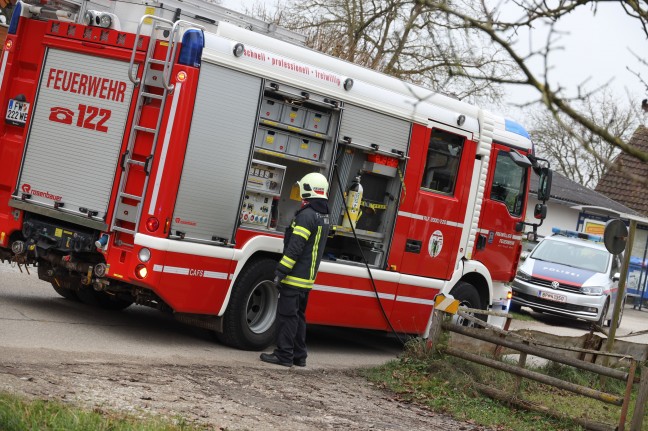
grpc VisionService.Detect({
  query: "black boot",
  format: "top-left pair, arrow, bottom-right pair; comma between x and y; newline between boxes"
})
260,353 -> 292,367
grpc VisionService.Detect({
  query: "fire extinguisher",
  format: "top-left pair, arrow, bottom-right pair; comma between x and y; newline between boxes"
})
342,174 -> 363,229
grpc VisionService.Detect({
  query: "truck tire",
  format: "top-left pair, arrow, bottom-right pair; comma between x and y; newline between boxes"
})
77,288 -> 133,310
51,281 -> 78,301
450,281 -> 485,327
217,258 -> 279,351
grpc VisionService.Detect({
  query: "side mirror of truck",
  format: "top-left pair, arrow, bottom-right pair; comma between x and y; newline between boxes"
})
534,203 -> 547,220
537,168 -> 552,202
613,272 -> 620,282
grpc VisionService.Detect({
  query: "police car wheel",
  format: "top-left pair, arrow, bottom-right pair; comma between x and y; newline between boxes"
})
217,258 -> 278,351
598,299 -> 610,327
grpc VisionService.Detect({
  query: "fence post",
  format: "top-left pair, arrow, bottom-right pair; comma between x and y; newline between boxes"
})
426,308 -> 445,352
425,294 -> 459,352
619,359 -> 637,431
630,365 -> 648,431
514,340 -> 529,395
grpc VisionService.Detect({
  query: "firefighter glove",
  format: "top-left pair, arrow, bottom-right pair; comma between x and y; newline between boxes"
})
273,270 -> 286,287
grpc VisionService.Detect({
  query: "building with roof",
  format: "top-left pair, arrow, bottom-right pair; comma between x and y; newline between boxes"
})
596,126 -> 648,217
526,170 -> 643,239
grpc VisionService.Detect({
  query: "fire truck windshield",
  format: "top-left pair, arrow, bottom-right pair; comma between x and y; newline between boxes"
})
490,151 -> 527,216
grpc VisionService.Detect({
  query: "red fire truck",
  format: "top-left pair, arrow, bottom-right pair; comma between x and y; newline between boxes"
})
0,0 -> 550,350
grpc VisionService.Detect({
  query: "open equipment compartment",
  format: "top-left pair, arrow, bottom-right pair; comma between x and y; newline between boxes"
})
249,81 -> 340,232
324,104 -> 411,269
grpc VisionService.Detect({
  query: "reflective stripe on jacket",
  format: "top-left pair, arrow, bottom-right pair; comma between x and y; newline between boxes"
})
277,202 -> 330,289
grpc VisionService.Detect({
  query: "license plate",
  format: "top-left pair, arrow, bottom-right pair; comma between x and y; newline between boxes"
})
539,291 -> 567,303
6,99 -> 30,126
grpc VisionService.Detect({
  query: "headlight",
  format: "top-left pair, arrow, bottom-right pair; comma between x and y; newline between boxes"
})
83,11 -> 94,26
99,13 -> 112,28
516,269 -> 531,281
138,247 -> 151,263
581,286 -> 604,295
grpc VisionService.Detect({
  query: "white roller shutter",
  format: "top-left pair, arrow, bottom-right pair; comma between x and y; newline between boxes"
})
170,64 -> 262,243
339,104 -> 411,155
17,48 -> 136,221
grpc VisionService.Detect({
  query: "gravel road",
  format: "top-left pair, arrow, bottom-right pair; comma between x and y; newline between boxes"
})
0,264 -> 489,430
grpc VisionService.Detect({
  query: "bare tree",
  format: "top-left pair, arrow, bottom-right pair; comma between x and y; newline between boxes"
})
246,0 -> 515,102
529,91 -> 638,189
247,0 -> 648,169
420,0 -> 648,163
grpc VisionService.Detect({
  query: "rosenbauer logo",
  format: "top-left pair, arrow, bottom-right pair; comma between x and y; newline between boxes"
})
21,183 -> 63,202
175,217 -> 197,227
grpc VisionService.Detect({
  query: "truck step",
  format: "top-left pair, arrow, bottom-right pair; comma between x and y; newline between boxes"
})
126,159 -> 145,167
140,91 -> 163,100
133,125 -> 157,134
111,226 -> 136,235
147,58 -> 167,66
118,193 -> 143,201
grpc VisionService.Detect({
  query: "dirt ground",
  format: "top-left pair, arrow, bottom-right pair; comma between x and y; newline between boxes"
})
0,347 -> 491,431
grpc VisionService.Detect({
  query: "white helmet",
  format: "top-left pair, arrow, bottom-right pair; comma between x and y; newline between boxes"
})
298,172 -> 329,199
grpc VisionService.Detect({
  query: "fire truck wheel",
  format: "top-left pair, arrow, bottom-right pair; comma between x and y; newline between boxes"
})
77,288 -> 133,310
217,258 -> 279,351
450,281 -> 485,326
50,281 -> 79,301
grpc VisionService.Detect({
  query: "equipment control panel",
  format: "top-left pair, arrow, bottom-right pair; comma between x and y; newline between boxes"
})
245,159 -> 286,196
241,160 -> 286,229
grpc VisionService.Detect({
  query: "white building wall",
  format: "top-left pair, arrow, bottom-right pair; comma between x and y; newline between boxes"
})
526,197 -> 579,238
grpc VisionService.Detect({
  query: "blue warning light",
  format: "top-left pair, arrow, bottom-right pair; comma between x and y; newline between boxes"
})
178,29 -> 205,68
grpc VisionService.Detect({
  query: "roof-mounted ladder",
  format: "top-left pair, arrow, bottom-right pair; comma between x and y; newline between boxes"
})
109,16 -> 203,242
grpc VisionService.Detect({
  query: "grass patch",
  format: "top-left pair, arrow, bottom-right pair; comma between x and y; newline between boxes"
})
509,310 -> 536,322
0,392 -> 210,431
364,339 -> 645,431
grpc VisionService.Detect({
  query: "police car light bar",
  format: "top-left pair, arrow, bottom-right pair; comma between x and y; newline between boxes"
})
551,227 -> 603,242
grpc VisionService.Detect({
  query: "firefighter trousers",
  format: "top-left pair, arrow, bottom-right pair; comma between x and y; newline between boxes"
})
274,284 -> 310,363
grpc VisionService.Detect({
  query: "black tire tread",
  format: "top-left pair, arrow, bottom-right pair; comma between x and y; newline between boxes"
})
217,258 -> 277,351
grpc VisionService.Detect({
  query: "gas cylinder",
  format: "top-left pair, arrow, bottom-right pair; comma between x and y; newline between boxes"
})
342,175 -> 363,229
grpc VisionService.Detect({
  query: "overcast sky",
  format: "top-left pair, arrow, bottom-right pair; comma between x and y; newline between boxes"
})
220,0 -> 646,121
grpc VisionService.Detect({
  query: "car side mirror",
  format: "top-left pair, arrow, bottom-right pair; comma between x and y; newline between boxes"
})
613,272 -> 620,282
534,203 -> 547,220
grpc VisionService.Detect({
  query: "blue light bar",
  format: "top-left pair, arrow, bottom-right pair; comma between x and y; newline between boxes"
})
505,119 -> 530,139
8,1 -> 22,35
178,29 -> 204,68
551,227 -> 603,242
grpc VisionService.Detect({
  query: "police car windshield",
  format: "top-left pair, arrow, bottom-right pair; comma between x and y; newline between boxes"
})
530,239 -> 610,273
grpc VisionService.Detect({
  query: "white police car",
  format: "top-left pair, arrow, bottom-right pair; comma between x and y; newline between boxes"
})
511,228 -> 624,327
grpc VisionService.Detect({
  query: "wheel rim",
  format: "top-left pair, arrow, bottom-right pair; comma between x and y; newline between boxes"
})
245,279 -> 278,334
453,298 -> 476,327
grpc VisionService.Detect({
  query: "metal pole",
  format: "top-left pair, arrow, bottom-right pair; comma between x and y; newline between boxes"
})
605,220 -> 636,358
638,238 -> 648,311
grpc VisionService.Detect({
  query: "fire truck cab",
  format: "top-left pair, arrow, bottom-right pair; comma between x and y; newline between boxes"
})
0,0 -> 551,350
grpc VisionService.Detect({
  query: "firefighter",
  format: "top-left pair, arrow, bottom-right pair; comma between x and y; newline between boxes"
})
260,172 -> 331,367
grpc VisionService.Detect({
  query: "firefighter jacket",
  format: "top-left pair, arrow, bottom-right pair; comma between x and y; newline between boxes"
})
276,199 -> 330,289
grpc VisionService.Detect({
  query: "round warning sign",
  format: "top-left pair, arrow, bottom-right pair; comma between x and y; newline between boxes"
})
428,230 -> 444,257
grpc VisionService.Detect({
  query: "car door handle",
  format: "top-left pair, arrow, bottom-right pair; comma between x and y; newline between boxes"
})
406,239 -> 421,254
